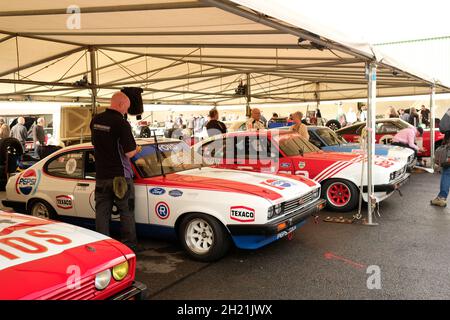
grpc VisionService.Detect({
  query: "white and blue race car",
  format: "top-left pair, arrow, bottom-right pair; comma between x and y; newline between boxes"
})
2,139 -> 325,261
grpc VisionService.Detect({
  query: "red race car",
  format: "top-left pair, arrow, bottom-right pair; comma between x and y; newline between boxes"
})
335,118 -> 444,157
0,211 -> 146,300
194,131 -> 409,212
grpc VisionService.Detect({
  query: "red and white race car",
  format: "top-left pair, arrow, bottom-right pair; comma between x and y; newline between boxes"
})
0,211 -> 146,300
2,139 -> 325,261
336,118 -> 444,158
194,131 -> 410,212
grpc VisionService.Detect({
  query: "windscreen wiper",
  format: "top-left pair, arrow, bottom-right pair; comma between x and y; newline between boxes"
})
151,129 -> 165,177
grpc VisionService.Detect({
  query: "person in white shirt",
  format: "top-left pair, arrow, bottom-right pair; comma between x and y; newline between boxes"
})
245,108 -> 265,131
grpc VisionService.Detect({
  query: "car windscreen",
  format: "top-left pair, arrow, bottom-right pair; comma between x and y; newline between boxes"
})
132,142 -> 207,178
316,128 -> 347,146
277,134 -> 321,156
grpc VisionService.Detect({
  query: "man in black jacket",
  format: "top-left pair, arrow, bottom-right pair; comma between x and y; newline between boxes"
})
90,91 -> 140,250
206,108 -> 227,137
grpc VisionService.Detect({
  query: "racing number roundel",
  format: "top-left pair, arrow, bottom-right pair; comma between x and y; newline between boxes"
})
155,202 -> 170,220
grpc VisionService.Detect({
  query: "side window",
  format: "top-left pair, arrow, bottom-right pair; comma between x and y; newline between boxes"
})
377,123 -> 399,134
201,139 -> 226,159
247,136 -> 271,159
46,151 -> 84,179
84,151 -> 96,180
309,134 -> 323,148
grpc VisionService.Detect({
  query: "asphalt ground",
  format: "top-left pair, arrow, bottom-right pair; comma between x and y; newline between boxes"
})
2,169 -> 450,299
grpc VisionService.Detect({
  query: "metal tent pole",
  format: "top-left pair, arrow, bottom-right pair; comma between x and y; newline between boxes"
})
89,47 -> 98,115
366,62 -> 378,226
430,85 -> 436,172
246,73 -> 251,117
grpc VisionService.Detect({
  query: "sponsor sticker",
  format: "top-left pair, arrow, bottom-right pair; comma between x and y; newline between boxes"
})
169,190 -> 183,197
155,202 -> 170,220
65,158 -> 77,175
261,179 -> 293,190
280,162 -> 291,168
56,195 -> 73,209
298,162 -> 306,169
16,169 -> 41,196
150,187 -> 166,196
230,206 -> 255,222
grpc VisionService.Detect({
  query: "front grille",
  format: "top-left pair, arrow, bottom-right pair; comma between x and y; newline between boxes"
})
42,275 -> 96,300
283,192 -> 315,214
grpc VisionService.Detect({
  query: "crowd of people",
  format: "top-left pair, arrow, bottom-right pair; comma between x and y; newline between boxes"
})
388,105 -> 431,128
0,116 -> 47,158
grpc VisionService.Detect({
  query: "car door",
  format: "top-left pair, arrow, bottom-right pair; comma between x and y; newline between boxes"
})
78,149 -> 150,225
73,150 -> 97,219
44,150 -> 84,217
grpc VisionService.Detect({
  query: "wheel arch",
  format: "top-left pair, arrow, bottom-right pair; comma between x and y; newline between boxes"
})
174,211 -> 231,239
26,196 -> 57,216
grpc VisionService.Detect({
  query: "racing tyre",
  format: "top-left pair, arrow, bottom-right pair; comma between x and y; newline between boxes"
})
28,199 -> 56,220
0,137 -> 23,170
322,179 -> 359,212
325,119 -> 341,131
179,213 -> 231,262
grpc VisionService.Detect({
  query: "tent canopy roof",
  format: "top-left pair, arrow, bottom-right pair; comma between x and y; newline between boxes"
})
0,0 -> 447,106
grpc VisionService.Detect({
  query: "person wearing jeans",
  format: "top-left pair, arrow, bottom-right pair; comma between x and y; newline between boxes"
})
431,132 -> 450,207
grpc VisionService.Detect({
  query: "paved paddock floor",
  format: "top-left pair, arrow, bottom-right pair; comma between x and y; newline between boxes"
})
2,170 -> 450,299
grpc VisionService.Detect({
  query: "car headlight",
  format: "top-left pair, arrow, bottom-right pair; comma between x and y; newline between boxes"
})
112,261 -> 129,281
95,269 -> 112,290
274,203 -> 282,215
312,188 -> 320,199
267,206 -> 275,219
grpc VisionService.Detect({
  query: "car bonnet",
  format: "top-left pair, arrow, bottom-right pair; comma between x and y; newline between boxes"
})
0,212 -> 127,299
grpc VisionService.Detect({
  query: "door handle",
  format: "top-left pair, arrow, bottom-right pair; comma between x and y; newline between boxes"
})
77,183 -> 90,187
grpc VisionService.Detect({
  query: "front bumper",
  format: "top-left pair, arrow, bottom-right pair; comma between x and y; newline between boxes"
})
109,281 -> 147,300
227,198 -> 326,236
362,173 -> 410,193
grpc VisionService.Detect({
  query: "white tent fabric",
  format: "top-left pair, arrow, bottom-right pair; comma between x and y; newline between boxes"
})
0,0 -> 447,106
230,0 -> 448,88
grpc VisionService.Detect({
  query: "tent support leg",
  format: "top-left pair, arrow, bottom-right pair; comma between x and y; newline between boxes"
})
430,85 -> 436,172
364,62 -> 378,226
246,73 -> 251,117
89,46 -> 98,115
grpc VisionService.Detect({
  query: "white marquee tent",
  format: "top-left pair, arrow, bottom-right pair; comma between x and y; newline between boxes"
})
0,0 -> 448,223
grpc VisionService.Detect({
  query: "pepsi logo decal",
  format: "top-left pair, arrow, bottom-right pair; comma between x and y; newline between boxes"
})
150,187 -> 166,196
230,206 -> 255,222
155,202 -> 170,220
56,195 -> 73,209
16,170 -> 41,196
261,179 -> 293,190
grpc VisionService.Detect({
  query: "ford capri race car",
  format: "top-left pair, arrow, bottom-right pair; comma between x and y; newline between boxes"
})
0,211 -> 146,300
303,126 -> 416,170
3,139 -> 325,262
194,131 -> 410,212
335,118 -> 444,158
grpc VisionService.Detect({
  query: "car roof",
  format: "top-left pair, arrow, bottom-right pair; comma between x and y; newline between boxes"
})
57,138 -> 181,153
